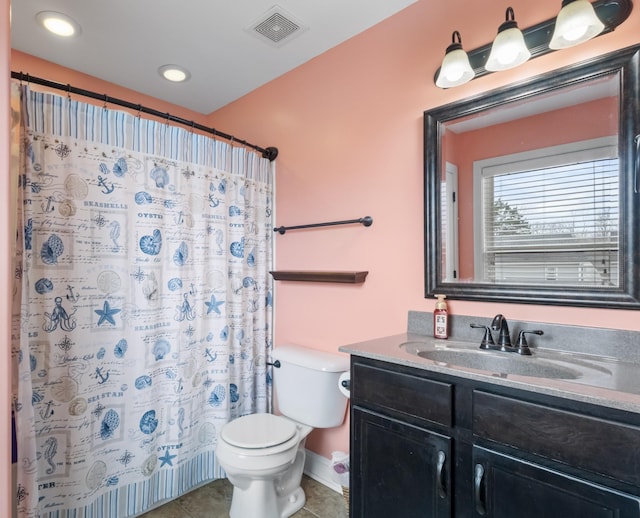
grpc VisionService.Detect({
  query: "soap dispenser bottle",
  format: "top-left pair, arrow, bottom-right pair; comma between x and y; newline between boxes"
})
434,294 -> 449,339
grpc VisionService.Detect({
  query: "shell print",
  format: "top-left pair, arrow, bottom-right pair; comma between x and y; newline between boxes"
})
208,385 -> 226,407
229,205 -> 242,217
229,384 -> 239,403
247,249 -> 256,267
230,238 -> 244,258
134,191 -> 153,205
100,409 -> 120,440
99,163 -> 110,175
114,339 -> 127,358
153,339 -> 170,360
24,218 -> 33,250
86,461 -> 107,491
41,234 -> 64,264
135,375 -> 152,390
173,242 -> 188,266
140,410 -> 159,435
139,229 -> 162,255
32,390 -> 44,404
167,278 -> 182,291
113,157 -> 128,177
35,278 -> 54,294
150,166 -> 169,188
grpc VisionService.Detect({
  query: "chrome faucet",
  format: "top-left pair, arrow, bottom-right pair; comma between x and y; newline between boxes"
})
491,314 -> 512,352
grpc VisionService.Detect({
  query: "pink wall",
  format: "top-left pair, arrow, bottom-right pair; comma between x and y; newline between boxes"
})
208,0 -> 640,458
2,0 -> 11,513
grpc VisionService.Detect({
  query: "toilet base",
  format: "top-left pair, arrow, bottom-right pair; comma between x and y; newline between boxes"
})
227,446 -> 307,518
229,481 -> 305,518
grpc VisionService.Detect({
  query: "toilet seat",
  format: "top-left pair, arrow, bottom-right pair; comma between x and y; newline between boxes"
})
221,413 -> 298,449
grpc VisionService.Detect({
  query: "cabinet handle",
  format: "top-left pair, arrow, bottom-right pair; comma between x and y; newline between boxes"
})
474,463 -> 487,516
436,450 -> 447,499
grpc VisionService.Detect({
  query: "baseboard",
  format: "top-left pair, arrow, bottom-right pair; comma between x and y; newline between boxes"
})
303,449 -> 343,493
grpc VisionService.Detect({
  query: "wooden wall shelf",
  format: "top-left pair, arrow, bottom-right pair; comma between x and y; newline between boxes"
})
270,271 -> 368,284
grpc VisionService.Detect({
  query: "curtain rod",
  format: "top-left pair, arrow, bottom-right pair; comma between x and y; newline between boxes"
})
11,71 -> 279,161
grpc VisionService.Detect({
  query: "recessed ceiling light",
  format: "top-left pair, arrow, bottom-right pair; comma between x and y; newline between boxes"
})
36,11 -> 81,37
158,65 -> 191,83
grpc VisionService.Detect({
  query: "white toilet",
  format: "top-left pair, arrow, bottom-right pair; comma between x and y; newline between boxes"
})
215,344 -> 350,518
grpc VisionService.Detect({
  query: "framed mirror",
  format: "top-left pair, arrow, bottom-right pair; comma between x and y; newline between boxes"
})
424,45 -> 640,308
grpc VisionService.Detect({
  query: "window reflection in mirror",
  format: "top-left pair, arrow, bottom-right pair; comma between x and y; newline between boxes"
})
424,45 -> 640,308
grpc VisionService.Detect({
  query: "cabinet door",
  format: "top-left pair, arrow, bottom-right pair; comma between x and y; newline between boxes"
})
472,446 -> 640,518
351,406 -> 452,518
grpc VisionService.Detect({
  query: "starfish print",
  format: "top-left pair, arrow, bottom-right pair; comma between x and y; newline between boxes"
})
159,450 -> 177,467
95,300 -> 121,326
204,294 -> 224,315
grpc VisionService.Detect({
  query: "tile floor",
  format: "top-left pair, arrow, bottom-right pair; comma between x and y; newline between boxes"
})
140,475 -> 348,518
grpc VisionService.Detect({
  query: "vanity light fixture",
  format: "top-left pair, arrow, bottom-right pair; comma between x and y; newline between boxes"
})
549,0 -> 605,49
158,65 -> 191,83
36,11 -> 81,37
434,0 -> 632,88
435,31 -> 475,88
485,7 -> 531,71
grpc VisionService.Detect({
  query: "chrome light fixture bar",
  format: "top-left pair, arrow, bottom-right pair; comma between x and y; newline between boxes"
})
434,0 -> 632,87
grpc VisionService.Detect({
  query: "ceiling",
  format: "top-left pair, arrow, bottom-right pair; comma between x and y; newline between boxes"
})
10,0 -> 417,114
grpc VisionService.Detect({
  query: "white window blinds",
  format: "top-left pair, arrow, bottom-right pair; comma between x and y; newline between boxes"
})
475,138 -> 619,287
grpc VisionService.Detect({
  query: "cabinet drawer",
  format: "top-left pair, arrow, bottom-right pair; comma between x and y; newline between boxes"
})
473,390 -> 640,487
353,362 -> 453,427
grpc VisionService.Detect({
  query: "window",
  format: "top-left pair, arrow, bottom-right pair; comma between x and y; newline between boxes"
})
473,137 -> 619,287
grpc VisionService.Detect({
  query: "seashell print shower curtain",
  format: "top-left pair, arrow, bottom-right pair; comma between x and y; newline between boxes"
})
11,83 -> 274,517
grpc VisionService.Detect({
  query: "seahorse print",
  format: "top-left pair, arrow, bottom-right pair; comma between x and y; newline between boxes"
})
43,437 -> 58,475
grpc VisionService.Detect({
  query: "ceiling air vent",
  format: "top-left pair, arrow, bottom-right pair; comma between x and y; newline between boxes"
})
247,6 -> 307,47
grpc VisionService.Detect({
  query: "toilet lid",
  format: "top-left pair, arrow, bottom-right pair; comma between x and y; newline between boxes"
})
221,413 -> 298,449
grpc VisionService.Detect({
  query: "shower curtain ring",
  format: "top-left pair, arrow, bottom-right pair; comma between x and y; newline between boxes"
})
103,94 -> 108,111
137,104 -> 142,119
66,84 -> 72,100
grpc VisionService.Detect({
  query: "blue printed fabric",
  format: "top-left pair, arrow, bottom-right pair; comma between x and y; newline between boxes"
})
11,84 -> 274,517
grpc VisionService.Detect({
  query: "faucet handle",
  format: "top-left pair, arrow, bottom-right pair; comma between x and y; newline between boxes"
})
470,323 -> 497,350
515,330 -> 544,355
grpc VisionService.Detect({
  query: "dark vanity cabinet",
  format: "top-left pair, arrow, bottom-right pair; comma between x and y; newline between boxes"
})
350,356 -> 640,518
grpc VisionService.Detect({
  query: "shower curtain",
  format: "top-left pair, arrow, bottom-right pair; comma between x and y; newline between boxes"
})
11,82 -> 274,518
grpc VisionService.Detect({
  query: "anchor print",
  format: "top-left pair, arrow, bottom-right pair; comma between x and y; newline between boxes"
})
41,196 -> 55,213
204,348 -> 217,363
97,175 -> 115,194
95,367 -> 110,384
65,284 -> 79,303
39,400 -> 55,420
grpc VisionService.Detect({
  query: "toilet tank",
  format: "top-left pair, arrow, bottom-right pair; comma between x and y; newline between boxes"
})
272,344 -> 350,429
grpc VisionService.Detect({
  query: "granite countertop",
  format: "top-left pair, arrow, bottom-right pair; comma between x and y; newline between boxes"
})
339,329 -> 640,415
